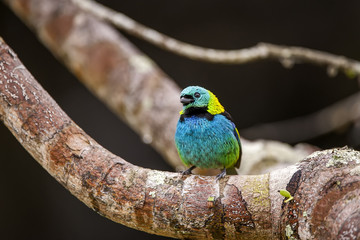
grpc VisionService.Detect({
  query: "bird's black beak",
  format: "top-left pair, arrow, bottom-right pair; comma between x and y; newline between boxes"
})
180,95 -> 195,106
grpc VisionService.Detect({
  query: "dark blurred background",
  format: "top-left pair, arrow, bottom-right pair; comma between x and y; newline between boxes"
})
1,1 -> 360,239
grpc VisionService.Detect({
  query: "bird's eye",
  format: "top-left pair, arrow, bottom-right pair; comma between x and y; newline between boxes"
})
194,92 -> 201,98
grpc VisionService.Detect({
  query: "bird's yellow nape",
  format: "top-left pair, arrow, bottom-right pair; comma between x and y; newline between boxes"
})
207,90 -> 224,115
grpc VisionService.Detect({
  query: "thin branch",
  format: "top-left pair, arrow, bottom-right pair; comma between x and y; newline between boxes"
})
1,36 -> 360,240
73,0 -> 360,76
241,91 -> 360,143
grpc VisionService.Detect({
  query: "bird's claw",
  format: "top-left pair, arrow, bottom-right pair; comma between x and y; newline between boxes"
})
181,166 -> 196,176
215,168 -> 227,181
181,169 -> 192,175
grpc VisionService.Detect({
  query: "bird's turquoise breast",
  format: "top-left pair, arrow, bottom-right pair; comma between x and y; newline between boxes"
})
175,114 -> 240,169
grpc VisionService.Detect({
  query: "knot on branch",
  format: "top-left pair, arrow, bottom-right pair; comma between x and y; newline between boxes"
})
280,148 -> 360,239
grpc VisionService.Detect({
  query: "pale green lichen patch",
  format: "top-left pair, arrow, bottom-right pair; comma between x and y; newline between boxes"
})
285,224 -> 293,238
146,170 -> 167,188
149,191 -> 156,198
326,149 -> 360,168
306,149 -> 333,159
241,174 -> 270,208
350,165 -> 360,176
285,224 -> 297,240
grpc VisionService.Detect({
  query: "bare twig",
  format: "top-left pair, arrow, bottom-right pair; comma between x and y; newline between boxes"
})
241,91 -> 360,143
73,0 -> 360,77
1,37 -> 360,240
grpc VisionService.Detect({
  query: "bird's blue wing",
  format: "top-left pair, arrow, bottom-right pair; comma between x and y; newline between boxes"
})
222,111 -> 241,149
228,117 -> 242,169
231,122 -> 241,147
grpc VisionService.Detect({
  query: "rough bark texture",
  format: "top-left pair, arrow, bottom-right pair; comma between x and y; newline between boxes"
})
5,0 -> 182,168
3,0 -> 313,175
1,37 -> 360,239
282,149 -> 360,240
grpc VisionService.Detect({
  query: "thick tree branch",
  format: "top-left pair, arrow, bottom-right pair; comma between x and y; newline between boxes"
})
1,37 -> 360,239
4,0 -> 313,175
0,37 -> 273,238
5,0 -> 182,169
73,0 -> 360,78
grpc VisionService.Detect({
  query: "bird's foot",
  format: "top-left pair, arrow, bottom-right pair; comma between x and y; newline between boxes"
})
215,168 -> 227,181
181,166 -> 196,176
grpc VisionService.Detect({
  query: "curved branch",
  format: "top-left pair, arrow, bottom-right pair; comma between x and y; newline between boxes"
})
1,38 -> 360,239
4,0 -> 313,174
0,36 -> 273,238
73,0 -> 360,76
5,0 -> 182,168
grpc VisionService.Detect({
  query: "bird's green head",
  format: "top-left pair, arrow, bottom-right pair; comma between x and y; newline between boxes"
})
179,86 -> 224,115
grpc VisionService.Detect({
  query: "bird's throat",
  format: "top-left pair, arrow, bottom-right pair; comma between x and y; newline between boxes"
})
180,107 -> 214,121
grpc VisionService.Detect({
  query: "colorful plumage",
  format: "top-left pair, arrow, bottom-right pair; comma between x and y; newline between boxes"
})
174,86 -> 242,180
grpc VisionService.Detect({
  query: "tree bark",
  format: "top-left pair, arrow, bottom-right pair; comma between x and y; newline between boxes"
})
3,0 -> 312,175
1,37 -> 360,239
4,0 -> 182,169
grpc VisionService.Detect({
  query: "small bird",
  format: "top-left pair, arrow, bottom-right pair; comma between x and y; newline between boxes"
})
175,86 -> 241,180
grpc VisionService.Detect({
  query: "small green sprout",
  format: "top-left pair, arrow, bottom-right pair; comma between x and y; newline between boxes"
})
207,196 -> 215,202
279,189 -> 294,203
207,196 -> 215,208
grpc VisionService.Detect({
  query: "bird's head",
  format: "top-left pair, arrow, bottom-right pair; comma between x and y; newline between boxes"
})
179,86 -> 224,115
